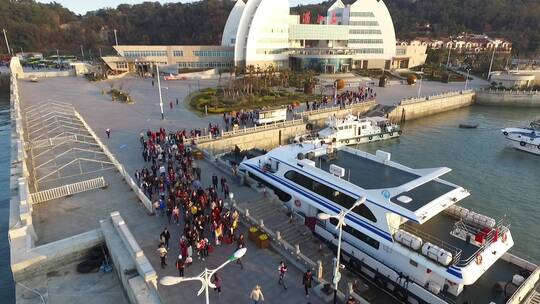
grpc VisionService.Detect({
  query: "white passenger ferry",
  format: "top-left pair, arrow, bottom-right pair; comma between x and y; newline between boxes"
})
240,143 -> 540,304
501,120 -> 540,155
296,114 -> 401,147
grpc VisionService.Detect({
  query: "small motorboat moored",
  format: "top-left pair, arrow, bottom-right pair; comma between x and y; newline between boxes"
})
459,123 -> 479,129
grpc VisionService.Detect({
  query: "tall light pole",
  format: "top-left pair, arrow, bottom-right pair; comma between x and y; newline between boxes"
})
113,29 -> 119,46
318,197 -> 366,304
446,47 -> 452,68
56,49 -> 60,66
417,71 -> 424,99
464,68 -> 471,90
156,63 -> 164,120
2,28 -> 11,55
487,48 -> 496,80
160,248 -> 247,304
80,45 -> 85,62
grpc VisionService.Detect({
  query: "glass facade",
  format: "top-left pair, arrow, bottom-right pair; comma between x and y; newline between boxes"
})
349,29 -> 381,35
349,21 -> 379,26
173,50 -> 183,57
355,48 -> 384,54
124,50 -> 166,57
193,50 -> 234,57
350,12 -> 375,17
178,61 -> 234,68
349,39 -> 383,44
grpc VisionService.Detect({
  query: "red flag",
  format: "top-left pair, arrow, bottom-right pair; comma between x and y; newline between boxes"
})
331,11 -> 337,24
303,11 -> 311,24
317,14 -> 324,24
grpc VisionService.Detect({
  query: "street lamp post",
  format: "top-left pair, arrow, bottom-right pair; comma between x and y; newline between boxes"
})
156,63 -> 164,120
446,47 -> 452,68
487,48 -> 496,80
113,29 -> 119,46
464,68 -> 471,90
160,248 -> 247,304
2,28 -> 11,55
416,71 -> 424,99
318,197 -> 366,304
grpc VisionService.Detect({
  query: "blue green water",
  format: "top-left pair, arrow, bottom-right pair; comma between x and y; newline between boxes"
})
0,89 -> 14,301
358,105 -> 540,263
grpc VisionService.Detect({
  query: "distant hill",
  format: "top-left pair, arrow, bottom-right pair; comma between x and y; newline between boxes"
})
1,0 -> 538,57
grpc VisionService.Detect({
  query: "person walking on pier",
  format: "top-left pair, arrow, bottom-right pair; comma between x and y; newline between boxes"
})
236,233 -> 245,270
176,255 -> 185,277
278,261 -> 288,290
105,128 -> 111,139
157,244 -> 168,268
302,269 -> 313,298
250,285 -> 264,304
160,227 -> 171,249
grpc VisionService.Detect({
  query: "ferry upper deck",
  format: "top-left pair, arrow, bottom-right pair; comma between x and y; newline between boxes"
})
251,143 -> 469,224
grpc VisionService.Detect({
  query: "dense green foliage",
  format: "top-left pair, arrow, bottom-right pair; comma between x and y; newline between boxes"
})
1,0 -> 539,56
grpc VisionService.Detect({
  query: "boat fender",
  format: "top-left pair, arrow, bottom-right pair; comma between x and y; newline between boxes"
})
398,130 -> 403,135
502,233 -> 507,243
389,132 -> 394,136
379,134 -> 384,138
345,139 -> 349,144
356,138 -> 360,142
368,136 -> 373,140
306,123 -> 313,131
475,254 -> 483,265
374,276 -> 385,287
396,288 -> 408,301
294,200 -> 301,208
537,145 -> 540,149
503,131 -> 509,136
520,141 -> 526,147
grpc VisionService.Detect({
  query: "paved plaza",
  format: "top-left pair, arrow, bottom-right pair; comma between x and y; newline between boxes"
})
17,74 -> 488,303
19,78 -> 327,304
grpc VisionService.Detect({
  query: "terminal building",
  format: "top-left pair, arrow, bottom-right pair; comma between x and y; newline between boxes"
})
102,0 -> 427,74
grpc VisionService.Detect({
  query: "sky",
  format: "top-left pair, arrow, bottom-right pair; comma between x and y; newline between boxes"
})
36,0 -> 324,15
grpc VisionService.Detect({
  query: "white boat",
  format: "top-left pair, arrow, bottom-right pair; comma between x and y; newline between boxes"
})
501,119 -> 540,155
296,114 -> 401,147
240,143 -> 540,304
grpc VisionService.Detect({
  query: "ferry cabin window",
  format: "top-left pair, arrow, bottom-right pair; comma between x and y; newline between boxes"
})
284,170 -> 377,223
409,259 -> 418,267
248,172 -> 292,202
328,217 -> 380,250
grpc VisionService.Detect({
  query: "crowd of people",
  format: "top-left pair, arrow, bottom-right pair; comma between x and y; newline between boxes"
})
135,126 -> 361,303
135,127 -> 244,272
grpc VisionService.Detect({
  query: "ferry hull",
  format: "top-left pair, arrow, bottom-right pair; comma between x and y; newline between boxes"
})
331,132 -> 401,147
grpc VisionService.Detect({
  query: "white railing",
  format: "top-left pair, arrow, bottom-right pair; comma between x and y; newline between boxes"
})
478,88 -> 540,96
196,118 -> 304,144
30,176 -> 107,204
296,100 -> 375,117
73,111 -> 154,212
400,90 -> 474,105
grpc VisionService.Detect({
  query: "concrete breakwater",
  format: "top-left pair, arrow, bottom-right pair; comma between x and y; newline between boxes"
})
476,89 -> 540,107
8,57 -> 161,304
387,90 -> 475,122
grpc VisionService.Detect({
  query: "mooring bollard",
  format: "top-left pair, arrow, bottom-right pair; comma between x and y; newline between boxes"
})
259,219 -> 264,228
245,209 -> 249,218
295,244 -> 300,255
276,231 -> 281,240
317,260 -> 323,280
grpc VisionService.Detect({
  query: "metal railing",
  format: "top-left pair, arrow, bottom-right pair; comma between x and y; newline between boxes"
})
295,100 -> 375,117
477,88 -> 540,95
194,118 -> 304,144
399,90 -> 474,105
455,217 -> 510,267
401,223 -> 464,266
30,176 -> 107,204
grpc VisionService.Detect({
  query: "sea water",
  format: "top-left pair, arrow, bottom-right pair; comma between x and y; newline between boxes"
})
357,105 -> 540,263
0,88 -> 15,300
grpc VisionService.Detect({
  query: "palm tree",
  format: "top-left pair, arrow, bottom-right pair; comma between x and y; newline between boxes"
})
247,65 -> 256,95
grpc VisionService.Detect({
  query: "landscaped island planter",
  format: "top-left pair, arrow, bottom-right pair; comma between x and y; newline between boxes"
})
248,226 -> 260,242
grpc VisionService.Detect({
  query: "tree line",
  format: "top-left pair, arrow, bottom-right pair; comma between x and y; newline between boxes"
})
1,0 -> 539,57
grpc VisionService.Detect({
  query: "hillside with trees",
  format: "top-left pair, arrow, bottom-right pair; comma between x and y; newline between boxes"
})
1,0 -> 539,57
